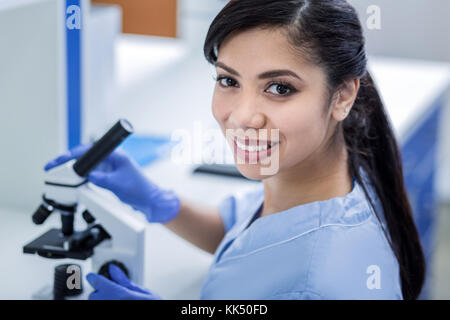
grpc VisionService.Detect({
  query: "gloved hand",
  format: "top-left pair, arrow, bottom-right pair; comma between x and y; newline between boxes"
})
44,144 -> 181,223
86,264 -> 162,300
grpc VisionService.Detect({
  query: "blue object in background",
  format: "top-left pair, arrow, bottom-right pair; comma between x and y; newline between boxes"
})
401,95 -> 444,300
66,0 -> 82,149
119,135 -> 179,167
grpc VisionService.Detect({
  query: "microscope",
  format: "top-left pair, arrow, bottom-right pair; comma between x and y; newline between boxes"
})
23,119 -> 147,299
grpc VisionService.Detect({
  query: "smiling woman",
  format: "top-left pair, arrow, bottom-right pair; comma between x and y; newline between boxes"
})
200,0 -> 426,300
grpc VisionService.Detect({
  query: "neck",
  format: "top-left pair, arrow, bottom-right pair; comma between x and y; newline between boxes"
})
260,137 -> 352,218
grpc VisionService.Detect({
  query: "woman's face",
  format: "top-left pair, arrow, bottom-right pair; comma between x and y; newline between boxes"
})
212,27 -> 338,180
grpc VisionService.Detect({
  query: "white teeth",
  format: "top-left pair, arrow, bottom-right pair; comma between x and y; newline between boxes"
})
235,139 -> 269,152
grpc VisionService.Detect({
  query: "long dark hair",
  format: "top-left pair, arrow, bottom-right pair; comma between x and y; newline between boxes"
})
203,0 -> 425,300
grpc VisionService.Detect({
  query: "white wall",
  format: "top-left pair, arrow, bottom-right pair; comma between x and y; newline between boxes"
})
83,4 -> 122,142
348,0 -> 450,203
177,0 -> 228,54
348,0 -> 450,62
0,0 -> 66,212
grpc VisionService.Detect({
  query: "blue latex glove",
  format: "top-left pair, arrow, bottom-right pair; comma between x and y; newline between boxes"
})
44,144 -> 180,223
86,264 -> 162,300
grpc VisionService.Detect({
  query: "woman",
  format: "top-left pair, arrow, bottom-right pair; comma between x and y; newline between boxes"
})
46,0 -> 425,300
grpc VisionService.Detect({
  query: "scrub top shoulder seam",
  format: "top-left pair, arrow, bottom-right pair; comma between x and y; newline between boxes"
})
215,218 -> 372,266
304,208 -> 322,295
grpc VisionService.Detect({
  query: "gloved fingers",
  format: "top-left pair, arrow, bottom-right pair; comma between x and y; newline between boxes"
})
44,143 -> 92,171
132,291 -> 163,300
86,272 -> 122,292
86,272 -> 158,300
92,161 -> 114,173
44,152 -> 77,171
88,289 -> 161,300
87,169 -> 128,191
87,171 -> 112,189
108,264 -> 131,287
108,264 -> 150,295
77,149 -> 127,172
44,156 -> 70,171
110,148 -> 136,168
86,272 -> 136,301
88,290 -> 105,300
87,148 -> 134,171
88,290 -> 123,300
151,190 -> 181,223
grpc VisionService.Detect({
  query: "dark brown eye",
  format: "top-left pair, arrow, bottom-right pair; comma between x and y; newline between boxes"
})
216,76 -> 237,87
267,83 -> 292,95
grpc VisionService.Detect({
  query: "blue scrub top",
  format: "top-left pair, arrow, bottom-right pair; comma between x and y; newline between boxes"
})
200,166 -> 403,299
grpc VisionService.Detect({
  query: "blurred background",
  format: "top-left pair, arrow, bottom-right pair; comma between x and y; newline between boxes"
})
0,0 -> 449,299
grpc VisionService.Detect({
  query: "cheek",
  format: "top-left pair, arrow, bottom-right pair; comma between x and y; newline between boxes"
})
211,87 -> 231,123
278,101 -> 327,166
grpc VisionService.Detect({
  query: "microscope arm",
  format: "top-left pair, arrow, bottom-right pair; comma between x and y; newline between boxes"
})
78,183 -> 147,287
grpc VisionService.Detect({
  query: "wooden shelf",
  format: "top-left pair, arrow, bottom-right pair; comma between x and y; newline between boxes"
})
92,0 -> 177,37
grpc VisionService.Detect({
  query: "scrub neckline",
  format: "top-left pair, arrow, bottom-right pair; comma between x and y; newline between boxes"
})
243,174 -> 358,231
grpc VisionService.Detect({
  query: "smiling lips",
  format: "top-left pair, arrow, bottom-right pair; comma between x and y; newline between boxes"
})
231,135 -> 279,162
233,136 -> 279,151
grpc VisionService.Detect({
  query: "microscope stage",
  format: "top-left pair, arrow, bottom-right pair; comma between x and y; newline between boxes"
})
23,228 -> 93,260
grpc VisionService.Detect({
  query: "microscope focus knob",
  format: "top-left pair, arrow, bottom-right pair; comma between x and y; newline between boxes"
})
98,260 -> 130,281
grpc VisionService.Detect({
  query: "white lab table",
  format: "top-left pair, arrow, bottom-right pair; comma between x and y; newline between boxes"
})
1,34 -> 449,299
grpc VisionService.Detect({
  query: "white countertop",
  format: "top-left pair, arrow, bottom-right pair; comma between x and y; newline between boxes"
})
368,56 -> 450,142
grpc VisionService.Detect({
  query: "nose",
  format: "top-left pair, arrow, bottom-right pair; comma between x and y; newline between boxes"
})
229,95 -> 266,130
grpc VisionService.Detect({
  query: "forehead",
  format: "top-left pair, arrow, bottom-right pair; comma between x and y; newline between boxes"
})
217,27 -> 314,73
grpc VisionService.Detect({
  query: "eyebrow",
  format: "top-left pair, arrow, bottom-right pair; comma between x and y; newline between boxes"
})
215,61 -> 303,81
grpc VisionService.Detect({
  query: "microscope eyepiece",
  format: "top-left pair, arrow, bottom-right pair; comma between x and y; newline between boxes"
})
73,119 -> 133,177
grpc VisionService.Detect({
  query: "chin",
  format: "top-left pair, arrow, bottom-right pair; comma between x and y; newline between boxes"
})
234,162 -> 280,180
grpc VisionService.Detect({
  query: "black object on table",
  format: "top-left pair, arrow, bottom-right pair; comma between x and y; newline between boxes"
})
193,163 -> 250,180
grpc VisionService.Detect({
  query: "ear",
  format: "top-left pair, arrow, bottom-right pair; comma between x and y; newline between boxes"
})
331,78 -> 360,122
